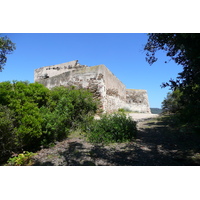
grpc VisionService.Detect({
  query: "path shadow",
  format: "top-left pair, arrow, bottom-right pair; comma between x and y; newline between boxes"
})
33,119 -> 200,166
134,119 -> 200,165
33,161 -> 54,166
58,141 -> 94,166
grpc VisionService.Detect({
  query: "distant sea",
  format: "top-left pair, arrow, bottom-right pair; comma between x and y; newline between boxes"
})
150,108 -> 163,114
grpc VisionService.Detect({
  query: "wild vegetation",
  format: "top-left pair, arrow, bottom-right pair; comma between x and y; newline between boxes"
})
145,33 -> 200,134
0,81 -> 137,165
0,81 -> 97,163
0,35 -> 16,71
84,112 -> 137,144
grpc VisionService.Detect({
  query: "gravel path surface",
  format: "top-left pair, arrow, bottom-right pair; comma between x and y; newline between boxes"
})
32,116 -> 200,166
127,113 -> 159,121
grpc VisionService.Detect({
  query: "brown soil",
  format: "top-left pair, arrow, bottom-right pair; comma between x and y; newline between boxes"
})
32,117 -> 200,166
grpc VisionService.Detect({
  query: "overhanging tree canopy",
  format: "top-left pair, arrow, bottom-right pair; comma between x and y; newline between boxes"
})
144,33 -> 200,90
144,33 -> 200,132
0,35 -> 16,72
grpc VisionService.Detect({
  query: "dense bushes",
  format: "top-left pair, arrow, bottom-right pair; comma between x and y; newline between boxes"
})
85,112 -> 137,144
162,89 -> 183,114
162,86 -> 200,133
0,81 -> 138,164
0,81 -> 50,152
40,86 -> 98,146
0,105 -> 16,160
0,81 -> 98,161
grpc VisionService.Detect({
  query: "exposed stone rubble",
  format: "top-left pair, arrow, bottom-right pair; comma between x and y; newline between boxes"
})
34,60 -> 151,113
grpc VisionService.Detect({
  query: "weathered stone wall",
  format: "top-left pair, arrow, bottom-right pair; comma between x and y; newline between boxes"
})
126,89 -> 151,113
96,66 -> 127,111
36,64 -> 126,111
34,61 -> 151,113
37,65 -> 105,110
34,60 -> 88,82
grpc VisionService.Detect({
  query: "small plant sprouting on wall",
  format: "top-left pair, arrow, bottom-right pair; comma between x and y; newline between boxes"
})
118,107 -> 132,113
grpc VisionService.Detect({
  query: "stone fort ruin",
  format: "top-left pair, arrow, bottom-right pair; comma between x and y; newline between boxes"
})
34,60 -> 151,113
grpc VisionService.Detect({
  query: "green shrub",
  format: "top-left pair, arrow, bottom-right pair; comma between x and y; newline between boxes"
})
39,105 -> 71,146
6,151 -> 36,166
162,89 -> 183,114
0,81 -> 49,108
118,107 -> 132,113
0,105 -> 16,160
40,86 -> 98,146
48,86 -> 98,119
118,108 -> 126,112
162,86 -> 200,133
15,102 -> 43,150
85,112 -> 137,144
0,81 -> 49,152
0,81 -> 98,155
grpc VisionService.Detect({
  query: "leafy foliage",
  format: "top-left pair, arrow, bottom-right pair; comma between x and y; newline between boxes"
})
0,105 -> 16,160
40,86 -> 98,146
0,81 -> 49,151
145,33 -> 200,133
85,112 -> 137,144
6,151 -> 36,166
0,81 -> 98,163
144,33 -> 200,89
0,35 -> 16,71
118,107 -> 132,113
162,89 -> 183,114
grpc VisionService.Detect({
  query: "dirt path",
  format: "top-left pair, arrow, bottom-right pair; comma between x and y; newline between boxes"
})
128,113 -> 159,122
32,117 -> 200,166
135,119 -> 200,165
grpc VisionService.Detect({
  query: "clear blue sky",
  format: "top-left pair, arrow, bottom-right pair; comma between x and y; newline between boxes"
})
1,33 -> 183,108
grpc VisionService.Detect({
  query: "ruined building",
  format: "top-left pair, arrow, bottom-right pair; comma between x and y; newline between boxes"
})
34,60 -> 151,113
